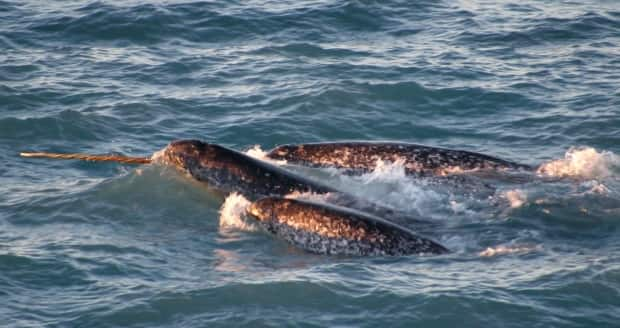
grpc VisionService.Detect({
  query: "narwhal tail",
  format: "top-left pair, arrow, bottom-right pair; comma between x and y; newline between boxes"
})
20,152 -> 152,165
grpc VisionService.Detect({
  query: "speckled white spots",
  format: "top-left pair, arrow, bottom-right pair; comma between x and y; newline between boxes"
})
261,220 -> 438,256
263,142 -> 529,175
284,191 -> 332,202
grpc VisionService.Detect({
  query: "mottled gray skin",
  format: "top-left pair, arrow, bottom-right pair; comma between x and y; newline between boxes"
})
267,142 -> 533,175
157,140 -> 438,227
158,140 -> 337,201
248,197 -> 449,256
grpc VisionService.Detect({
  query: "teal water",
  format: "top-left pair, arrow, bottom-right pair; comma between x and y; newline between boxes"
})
2,1 -> 620,327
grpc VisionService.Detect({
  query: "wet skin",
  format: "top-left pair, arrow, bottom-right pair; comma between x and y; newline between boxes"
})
157,140 -> 436,227
267,142 -> 533,175
158,140 -> 336,200
248,197 -> 449,256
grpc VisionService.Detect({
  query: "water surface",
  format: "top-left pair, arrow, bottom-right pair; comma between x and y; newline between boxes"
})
1,0 -> 620,327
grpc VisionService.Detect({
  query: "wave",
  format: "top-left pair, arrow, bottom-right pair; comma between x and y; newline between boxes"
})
24,1 -> 406,45
352,81 -> 542,115
0,253 -> 92,288
0,110 -> 112,143
250,42 -> 369,59
457,12 -> 620,47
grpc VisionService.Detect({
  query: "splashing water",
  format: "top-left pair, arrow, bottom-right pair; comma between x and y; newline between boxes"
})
327,160 -> 472,221
537,147 -> 619,179
358,160 -> 445,215
152,144 -> 618,227
4,0 -> 620,326
245,145 -> 287,165
150,148 -> 167,164
218,192 -> 255,231
504,189 -> 527,208
582,180 -> 610,195
364,159 -> 408,183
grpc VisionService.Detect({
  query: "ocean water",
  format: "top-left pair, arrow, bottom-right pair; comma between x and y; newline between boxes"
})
2,0 -> 620,326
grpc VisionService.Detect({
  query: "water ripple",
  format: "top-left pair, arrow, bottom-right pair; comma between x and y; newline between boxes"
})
2,0 -> 619,326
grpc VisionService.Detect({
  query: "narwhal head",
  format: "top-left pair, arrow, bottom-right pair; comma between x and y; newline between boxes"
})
155,139 -> 216,171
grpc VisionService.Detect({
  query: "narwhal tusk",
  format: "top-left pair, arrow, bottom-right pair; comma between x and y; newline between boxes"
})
19,152 -> 152,165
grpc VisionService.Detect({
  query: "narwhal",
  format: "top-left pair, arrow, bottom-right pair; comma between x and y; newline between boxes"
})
267,141 -> 533,176
248,197 -> 448,256
22,140 -> 335,200
21,140 -> 448,255
21,140 -> 432,221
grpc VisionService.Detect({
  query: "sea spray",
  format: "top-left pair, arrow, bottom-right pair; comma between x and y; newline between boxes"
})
504,189 -> 527,208
537,147 -> 619,179
219,192 -> 256,231
245,145 -> 287,165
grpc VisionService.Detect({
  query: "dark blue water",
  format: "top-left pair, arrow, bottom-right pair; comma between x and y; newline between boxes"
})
2,1 -> 620,327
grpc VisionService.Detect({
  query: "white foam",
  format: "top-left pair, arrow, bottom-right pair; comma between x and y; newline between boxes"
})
582,180 -> 610,195
479,244 -> 541,257
218,192 -> 256,231
439,234 -> 476,254
504,189 -> 527,208
245,145 -> 287,165
150,147 -> 167,164
365,159 -> 408,182
537,147 -> 618,179
329,160 -> 461,221
449,200 -> 477,216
